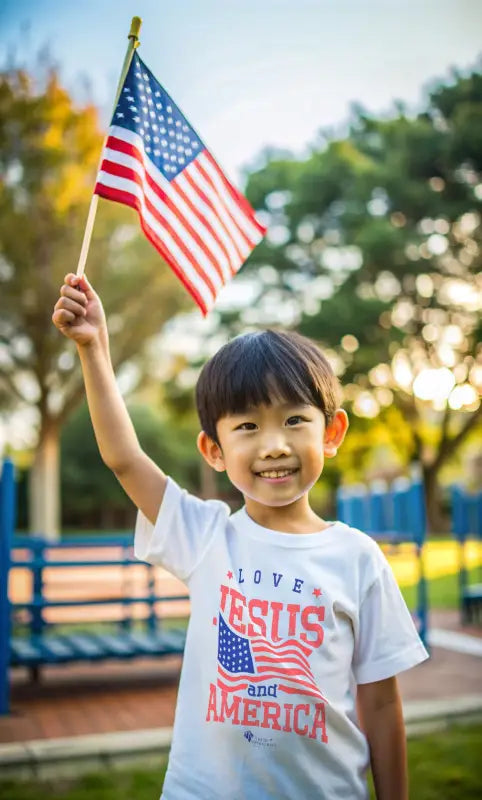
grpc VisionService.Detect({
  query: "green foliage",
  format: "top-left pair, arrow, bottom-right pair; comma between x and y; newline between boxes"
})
60,402 -> 199,528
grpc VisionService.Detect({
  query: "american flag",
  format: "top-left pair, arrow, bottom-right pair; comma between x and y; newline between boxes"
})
94,52 -> 266,315
217,613 -> 327,703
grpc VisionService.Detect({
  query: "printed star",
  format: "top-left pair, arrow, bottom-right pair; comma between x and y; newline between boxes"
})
312,588 -> 322,598
212,616 -> 217,626
227,571 -> 233,579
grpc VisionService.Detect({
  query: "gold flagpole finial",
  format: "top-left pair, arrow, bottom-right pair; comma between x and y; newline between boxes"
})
129,16 -> 142,46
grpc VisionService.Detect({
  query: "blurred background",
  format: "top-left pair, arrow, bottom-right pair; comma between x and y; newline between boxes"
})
0,3 -> 481,798
1,0 -> 481,538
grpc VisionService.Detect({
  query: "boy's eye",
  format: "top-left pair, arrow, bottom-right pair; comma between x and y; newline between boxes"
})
236,422 -> 257,431
286,415 -> 305,426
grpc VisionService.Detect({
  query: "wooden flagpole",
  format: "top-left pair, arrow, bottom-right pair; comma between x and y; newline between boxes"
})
76,16 -> 142,278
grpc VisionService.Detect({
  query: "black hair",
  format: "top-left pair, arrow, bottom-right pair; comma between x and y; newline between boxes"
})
195,329 -> 342,443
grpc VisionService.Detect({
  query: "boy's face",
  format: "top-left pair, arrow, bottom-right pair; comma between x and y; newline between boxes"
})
197,399 -> 348,510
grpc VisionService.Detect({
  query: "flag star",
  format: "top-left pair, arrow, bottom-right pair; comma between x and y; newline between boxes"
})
148,98 -> 153,105
161,139 -> 168,146
123,87 -> 129,92
116,112 -> 124,118
146,86 -> 152,93
155,90 -> 161,97
170,142 -> 176,150
146,146 -> 151,153
171,155 -> 177,162
145,134 -> 151,141
178,157 -> 185,164
143,72 -> 148,79
163,153 -> 169,159
150,111 -> 156,118
127,95 -> 134,101
175,120 -> 181,127
142,106 -> 148,113
169,130 -> 175,137
129,105 -> 138,112
167,105 -> 172,112
183,136 -> 189,143
182,125 -> 188,131
312,588 -> 322,598
140,94 -> 146,101
176,133 -> 183,140
160,127 -> 167,134
177,145 -> 184,152
185,148 -> 192,155
167,116 -> 173,124
138,83 -> 144,90
133,116 -> 140,122
139,128 -> 144,135
154,149 -> 160,156
156,103 -> 163,110
153,136 -> 159,142
152,124 -> 158,131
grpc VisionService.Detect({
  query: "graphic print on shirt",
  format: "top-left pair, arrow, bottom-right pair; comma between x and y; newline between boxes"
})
205,567 -> 329,744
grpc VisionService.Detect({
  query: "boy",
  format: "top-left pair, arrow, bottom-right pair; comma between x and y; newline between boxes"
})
53,273 -> 428,800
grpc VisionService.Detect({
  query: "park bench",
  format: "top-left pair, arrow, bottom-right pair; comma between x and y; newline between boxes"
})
451,485 -> 482,624
0,459 -> 189,715
336,473 -> 428,646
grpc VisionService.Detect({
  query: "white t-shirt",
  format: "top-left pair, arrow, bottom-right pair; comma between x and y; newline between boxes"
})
135,478 -> 428,800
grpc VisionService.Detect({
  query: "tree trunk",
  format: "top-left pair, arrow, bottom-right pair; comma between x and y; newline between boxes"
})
29,423 -> 60,541
422,464 -> 447,535
200,459 -> 217,499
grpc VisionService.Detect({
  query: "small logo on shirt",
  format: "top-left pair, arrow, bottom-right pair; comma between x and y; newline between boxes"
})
243,730 -> 276,748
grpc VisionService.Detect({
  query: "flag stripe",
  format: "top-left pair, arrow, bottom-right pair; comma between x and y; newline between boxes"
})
104,130 -> 235,283
99,153 -> 225,291
95,180 -> 214,314
200,152 -> 265,244
204,150 -> 266,236
177,170 -> 241,274
192,159 -> 253,258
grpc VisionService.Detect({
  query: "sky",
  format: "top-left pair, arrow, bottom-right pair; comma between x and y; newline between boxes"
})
2,0 -> 482,183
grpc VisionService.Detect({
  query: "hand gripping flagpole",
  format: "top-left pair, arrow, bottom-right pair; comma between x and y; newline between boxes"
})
76,16 -> 142,278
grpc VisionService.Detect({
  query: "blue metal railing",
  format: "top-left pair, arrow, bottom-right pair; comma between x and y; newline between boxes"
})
336,472 -> 428,647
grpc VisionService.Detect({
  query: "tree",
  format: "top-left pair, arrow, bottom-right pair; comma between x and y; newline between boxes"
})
242,68 -> 482,529
0,61 -> 189,538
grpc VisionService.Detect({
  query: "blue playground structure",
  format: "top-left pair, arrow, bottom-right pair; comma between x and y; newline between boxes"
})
336,474 -> 428,647
451,485 -> 482,624
0,458 -> 188,716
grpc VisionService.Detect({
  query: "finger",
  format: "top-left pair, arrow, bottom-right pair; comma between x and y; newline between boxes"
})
55,297 -> 87,315
52,308 -> 76,326
60,284 -> 88,305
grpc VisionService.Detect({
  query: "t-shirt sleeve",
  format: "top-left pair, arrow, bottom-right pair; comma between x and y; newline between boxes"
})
353,559 -> 429,684
134,477 -> 231,581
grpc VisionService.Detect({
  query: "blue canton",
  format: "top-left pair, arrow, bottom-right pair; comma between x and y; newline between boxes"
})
112,52 -> 203,182
218,614 -> 255,674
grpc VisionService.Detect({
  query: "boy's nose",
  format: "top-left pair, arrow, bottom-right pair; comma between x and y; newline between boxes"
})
258,433 -> 292,460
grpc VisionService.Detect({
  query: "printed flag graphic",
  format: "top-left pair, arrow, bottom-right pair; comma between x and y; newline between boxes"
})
217,613 -> 327,703
94,52 -> 266,315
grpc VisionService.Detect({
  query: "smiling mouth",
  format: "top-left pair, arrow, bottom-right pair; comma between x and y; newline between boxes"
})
256,468 -> 298,479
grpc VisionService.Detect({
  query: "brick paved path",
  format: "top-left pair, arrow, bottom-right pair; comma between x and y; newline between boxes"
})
1,611 -> 481,744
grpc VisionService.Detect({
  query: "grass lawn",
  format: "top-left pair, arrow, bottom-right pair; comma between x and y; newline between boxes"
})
400,564 -> 480,610
1,724 -> 481,800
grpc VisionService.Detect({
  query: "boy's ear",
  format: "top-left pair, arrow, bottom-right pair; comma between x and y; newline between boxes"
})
196,431 -> 226,472
324,409 -> 349,458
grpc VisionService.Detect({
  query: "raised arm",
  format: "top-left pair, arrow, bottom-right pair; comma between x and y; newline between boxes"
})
52,273 -> 167,524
